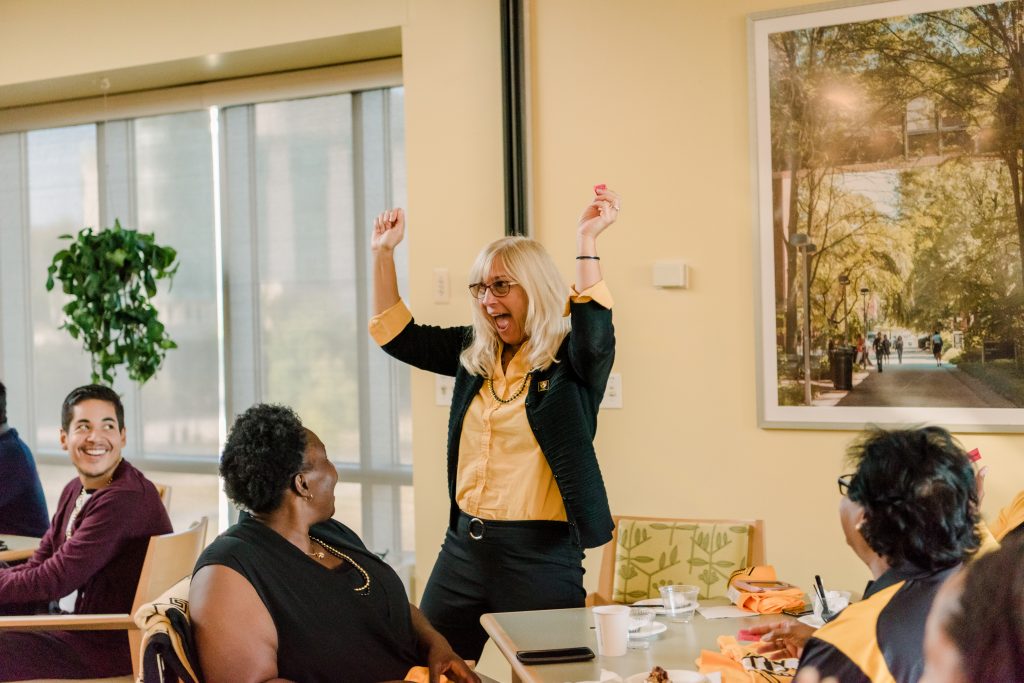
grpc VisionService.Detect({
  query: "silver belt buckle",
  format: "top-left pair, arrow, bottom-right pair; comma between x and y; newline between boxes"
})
468,517 -> 485,540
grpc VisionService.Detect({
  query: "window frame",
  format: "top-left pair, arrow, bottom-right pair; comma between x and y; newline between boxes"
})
0,59 -> 412,568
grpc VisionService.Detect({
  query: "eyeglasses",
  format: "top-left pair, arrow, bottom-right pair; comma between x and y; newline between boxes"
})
468,280 -> 517,299
837,474 -> 854,497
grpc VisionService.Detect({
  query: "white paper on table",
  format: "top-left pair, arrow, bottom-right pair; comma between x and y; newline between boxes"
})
568,670 -> 622,683
697,604 -> 757,619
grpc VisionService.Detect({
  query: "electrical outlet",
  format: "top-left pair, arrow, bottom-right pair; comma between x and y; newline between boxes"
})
601,372 -> 622,409
434,268 -> 450,304
435,375 -> 454,406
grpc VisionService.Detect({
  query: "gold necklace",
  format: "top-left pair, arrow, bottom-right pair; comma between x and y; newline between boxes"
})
487,371 -> 532,404
66,458 -> 122,539
308,535 -> 371,594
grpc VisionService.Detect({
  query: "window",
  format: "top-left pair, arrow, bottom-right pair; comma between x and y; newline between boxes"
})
26,125 -> 97,449
221,89 -> 412,570
134,112 -> 219,460
0,70 -> 411,575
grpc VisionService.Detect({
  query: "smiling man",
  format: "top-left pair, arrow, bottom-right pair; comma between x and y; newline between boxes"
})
0,384 -> 172,681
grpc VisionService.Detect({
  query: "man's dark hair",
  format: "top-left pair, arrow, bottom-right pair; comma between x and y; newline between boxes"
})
0,380 -> 6,424
846,426 -> 979,571
946,534 -> 1024,681
220,403 -> 308,514
61,384 -> 125,432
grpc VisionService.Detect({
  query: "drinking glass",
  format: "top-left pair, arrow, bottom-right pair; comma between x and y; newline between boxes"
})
658,584 -> 700,623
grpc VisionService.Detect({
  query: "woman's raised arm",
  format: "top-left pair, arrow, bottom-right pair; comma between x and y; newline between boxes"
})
372,208 -> 406,315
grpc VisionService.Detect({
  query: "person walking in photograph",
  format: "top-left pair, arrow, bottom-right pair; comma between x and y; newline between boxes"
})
882,334 -> 891,363
873,334 -> 884,372
932,330 -> 944,366
856,335 -> 870,368
895,335 -> 904,364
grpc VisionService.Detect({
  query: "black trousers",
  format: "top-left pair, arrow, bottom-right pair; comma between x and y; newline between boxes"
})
419,512 -> 586,661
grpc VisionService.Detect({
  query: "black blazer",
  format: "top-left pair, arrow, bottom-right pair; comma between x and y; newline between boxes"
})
381,299 -> 615,548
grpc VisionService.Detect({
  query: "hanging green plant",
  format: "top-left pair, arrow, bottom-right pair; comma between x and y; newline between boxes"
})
45,219 -> 179,385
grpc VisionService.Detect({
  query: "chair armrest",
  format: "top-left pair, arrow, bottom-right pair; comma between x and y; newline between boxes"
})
0,613 -> 137,631
585,591 -> 611,607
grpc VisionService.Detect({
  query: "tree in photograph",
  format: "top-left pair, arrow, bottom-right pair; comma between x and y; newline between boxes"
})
900,157 -> 1022,346
869,3 -> 1024,287
797,169 -> 910,346
769,23 -> 908,354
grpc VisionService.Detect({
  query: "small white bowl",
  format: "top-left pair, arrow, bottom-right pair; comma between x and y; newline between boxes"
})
628,606 -> 655,632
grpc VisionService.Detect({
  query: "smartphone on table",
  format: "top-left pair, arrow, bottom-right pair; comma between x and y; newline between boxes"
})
732,579 -> 794,593
515,646 -> 596,664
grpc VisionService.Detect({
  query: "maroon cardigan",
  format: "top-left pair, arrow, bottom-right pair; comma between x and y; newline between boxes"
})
0,459 -> 172,679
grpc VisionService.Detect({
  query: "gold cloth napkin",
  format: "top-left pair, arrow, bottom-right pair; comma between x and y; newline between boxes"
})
696,635 -> 797,683
726,566 -> 805,614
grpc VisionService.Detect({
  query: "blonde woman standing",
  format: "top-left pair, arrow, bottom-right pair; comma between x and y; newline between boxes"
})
369,187 -> 621,660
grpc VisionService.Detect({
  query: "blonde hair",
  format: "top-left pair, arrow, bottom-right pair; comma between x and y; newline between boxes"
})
460,237 -> 570,377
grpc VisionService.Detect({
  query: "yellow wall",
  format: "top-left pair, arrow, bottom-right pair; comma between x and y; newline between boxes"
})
522,0 -> 1023,597
4,0 -> 1022,608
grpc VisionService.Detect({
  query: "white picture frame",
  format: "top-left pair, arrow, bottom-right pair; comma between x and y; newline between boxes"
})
749,0 -> 1024,431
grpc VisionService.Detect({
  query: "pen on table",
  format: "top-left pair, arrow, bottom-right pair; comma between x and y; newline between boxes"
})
814,574 -> 828,610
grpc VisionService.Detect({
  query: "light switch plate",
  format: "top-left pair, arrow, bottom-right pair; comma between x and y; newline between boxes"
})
435,375 -> 454,406
434,268 -> 450,304
601,372 -> 622,409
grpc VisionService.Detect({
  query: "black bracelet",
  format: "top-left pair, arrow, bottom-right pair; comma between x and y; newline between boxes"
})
576,255 -> 600,260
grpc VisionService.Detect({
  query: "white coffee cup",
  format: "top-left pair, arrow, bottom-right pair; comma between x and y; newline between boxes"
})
592,605 -> 630,656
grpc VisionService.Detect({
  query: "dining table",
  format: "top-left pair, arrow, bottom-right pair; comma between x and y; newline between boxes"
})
480,601 -> 794,683
0,534 -> 41,563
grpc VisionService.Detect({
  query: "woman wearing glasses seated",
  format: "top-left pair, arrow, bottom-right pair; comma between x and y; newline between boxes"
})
754,426 -> 981,683
796,533 -> 1024,683
189,403 -> 478,683
368,186 -> 621,661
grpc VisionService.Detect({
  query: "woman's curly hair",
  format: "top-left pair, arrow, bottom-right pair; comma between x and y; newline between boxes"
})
846,426 -> 980,571
220,403 -> 308,514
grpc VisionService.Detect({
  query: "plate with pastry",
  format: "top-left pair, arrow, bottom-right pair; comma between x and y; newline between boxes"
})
624,666 -> 710,683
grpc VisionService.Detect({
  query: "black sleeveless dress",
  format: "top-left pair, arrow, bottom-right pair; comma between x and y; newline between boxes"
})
194,516 -> 420,682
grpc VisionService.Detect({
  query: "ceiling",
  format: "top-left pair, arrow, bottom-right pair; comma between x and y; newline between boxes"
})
0,27 -> 402,111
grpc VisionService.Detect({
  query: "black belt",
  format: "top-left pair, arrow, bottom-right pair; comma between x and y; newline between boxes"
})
455,511 -> 571,543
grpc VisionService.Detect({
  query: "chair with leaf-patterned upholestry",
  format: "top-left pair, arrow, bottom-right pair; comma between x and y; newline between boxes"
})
586,515 -> 766,606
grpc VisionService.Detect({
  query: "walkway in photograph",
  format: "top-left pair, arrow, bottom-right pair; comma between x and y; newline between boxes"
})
835,346 -> 1015,408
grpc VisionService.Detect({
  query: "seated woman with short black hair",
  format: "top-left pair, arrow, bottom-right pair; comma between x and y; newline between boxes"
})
190,403 -> 478,683
754,426 -> 982,683
799,426 -> 982,683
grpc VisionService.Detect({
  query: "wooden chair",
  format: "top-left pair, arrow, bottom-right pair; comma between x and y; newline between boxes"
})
0,517 -> 208,681
134,577 -> 201,683
587,514 -> 766,606
154,483 -> 172,512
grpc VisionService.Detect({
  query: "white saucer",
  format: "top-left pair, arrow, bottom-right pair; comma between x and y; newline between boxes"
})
628,621 -> 668,639
624,670 -> 709,683
631,598 -> 667,615
798,614 -> 825,628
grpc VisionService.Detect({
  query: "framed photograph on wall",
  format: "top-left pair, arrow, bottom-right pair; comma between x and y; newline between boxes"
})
749,0 -> 1024,430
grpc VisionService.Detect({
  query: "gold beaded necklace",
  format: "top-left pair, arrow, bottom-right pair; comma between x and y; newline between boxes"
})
308,535 -> 371,594
486,371 -> 533,404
